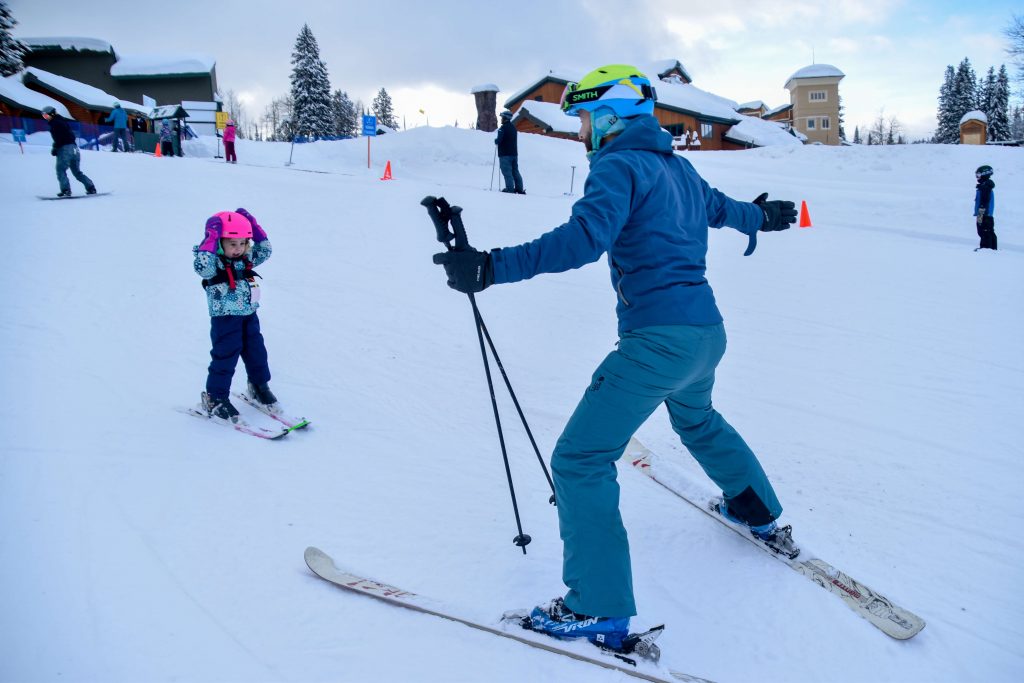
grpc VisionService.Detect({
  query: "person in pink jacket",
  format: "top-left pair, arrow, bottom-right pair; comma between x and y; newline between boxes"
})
223,120 -> 237,163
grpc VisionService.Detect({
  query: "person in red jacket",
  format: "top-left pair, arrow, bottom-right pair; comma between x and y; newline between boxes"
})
223,120 -> 237,164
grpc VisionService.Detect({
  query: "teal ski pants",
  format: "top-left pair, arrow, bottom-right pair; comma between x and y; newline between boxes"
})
553,324 -> 782,618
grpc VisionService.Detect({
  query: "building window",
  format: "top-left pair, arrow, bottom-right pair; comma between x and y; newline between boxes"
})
664,124 -> 686,137
809,91 -> 827,102
821,117 -> 830,129
806,118 -> 816,130
700,122 -> 713,138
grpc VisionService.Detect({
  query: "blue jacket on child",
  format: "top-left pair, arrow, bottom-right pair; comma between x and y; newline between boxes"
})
491,115 -> 762,334
193,241 -> 272,317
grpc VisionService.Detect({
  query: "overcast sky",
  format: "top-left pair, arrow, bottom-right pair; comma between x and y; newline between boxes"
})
10,0 -> 1021,139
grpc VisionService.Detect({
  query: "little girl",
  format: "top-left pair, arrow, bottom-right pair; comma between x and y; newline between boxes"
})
193,208 -> 279,421
223,119 -> 237,163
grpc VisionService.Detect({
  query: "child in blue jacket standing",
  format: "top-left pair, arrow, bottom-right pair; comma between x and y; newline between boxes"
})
974,165 -> 997,250
194,209 -> 280,421
433,65 -> 799,650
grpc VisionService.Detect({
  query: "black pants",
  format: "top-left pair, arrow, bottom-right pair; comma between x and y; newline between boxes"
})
977,215 -> 998,250
206,313 -> 271,399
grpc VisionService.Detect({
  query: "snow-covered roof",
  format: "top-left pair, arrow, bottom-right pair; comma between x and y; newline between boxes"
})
470,84 -> 499,94
960,110 -> 987,125
724,115 -> 802,148
23,67 -> 147,114
737,100 -> 766,111
765,103 -> 792,117
111,55 -> 215,77
785,64 -> 845,88
20,36 -> 114,54
503,70 -> 576,108
513,100 -> 580,135
647,59 -> 692,83
151,104 -> 189,119
0,73 -> 72,118
655,81 -> 740,124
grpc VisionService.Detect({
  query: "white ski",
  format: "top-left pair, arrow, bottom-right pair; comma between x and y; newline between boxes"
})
303,547 -> 714,683
624,437 -> 925,640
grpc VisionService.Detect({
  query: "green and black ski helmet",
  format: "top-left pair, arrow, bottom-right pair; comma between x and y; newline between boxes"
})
976,165 -> 993,178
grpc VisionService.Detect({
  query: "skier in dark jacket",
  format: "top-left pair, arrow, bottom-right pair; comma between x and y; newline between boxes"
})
433,64 -> 798,651
41,106 -> 97,198
974,165 -> 997,250
495,110 -> 524,194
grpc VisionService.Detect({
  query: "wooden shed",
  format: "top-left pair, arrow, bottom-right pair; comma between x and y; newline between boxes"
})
959,111 -> 987,145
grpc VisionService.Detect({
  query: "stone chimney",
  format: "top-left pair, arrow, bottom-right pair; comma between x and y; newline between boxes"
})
471,84 -> 499,132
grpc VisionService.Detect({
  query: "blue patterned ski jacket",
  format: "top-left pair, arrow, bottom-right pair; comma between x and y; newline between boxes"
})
193,241 -> 272,317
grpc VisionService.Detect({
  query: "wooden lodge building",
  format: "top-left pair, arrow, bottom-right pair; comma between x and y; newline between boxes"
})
501,59 -> 838,150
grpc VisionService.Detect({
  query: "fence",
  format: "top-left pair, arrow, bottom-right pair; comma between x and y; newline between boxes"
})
1,115 -> 141,151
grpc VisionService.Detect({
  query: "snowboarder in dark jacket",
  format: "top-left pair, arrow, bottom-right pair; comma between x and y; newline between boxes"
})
974,165 -> 997,250
41,106 -> 97,198
433,64 -> 798,650
495,110 -> 524,194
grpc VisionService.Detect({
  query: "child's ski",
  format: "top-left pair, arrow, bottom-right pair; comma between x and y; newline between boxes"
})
179,407 -> 289,440
234,392 -> 310,431
303,547 -> 713,683
624,437 -> 925,640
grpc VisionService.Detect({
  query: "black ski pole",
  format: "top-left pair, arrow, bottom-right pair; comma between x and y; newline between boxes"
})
422,196 -> 532,553
446,204 -> 557,505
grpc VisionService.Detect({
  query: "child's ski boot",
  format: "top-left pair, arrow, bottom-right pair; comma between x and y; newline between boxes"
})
202,392 -> 240,423
247,381 -> 281,415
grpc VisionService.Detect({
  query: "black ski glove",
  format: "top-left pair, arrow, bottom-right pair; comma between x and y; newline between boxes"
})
754,193 -> 797,232
51,147 -> 57,156
433,248 -> 494,294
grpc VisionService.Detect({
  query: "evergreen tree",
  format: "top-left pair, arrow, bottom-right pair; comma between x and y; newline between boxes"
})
1009,104 -> 1024,140
289,24 -> 333,139
0,0 -> 26,77
988,65 -> 1011,141
952,58 -> 978,118
852,125 -> 861,144
935,65 -> 958,143
331,89 -> 357,137
372,88 -> 399,129
837,95 -> 846,140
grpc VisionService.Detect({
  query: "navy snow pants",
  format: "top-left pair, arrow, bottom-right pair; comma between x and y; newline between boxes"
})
206,313 -> 271,399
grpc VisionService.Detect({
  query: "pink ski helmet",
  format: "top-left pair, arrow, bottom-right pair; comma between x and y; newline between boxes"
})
215,211 -> 253,239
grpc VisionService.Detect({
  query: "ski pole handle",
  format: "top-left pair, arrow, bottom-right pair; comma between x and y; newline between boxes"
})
421,195 -> 470,251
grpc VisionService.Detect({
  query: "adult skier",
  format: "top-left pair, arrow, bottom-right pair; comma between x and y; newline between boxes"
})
974,165 -> 997,250
432,64 -> 798,650
495,110 -> 524,194
41,105 -> 97,198
105,102 -> 131,152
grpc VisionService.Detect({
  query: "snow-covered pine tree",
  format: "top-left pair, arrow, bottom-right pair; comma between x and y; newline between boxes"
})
838,95 -> 846,141
852,125 -> 861,144
951,58 -> 978,136
372,88 -> 399,129
935,65 -> 958,143
331,90 -> 357,137
0,0 -> 27,77
987,65 -> 1011,141
1010,104 -> 1024,140
289,24 -> 333,139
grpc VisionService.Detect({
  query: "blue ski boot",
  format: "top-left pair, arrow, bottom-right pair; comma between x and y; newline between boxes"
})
527,598 -> 630,650
712,497 -> 800,559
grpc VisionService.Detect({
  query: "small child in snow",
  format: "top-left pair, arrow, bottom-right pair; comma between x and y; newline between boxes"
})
973,165 -> 997,251
193,208 -> 280,422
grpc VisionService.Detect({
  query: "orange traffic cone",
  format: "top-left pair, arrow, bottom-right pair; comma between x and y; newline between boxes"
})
380,160 -> 393,180
798,200 -> 812,228
154,142 -> 162,158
